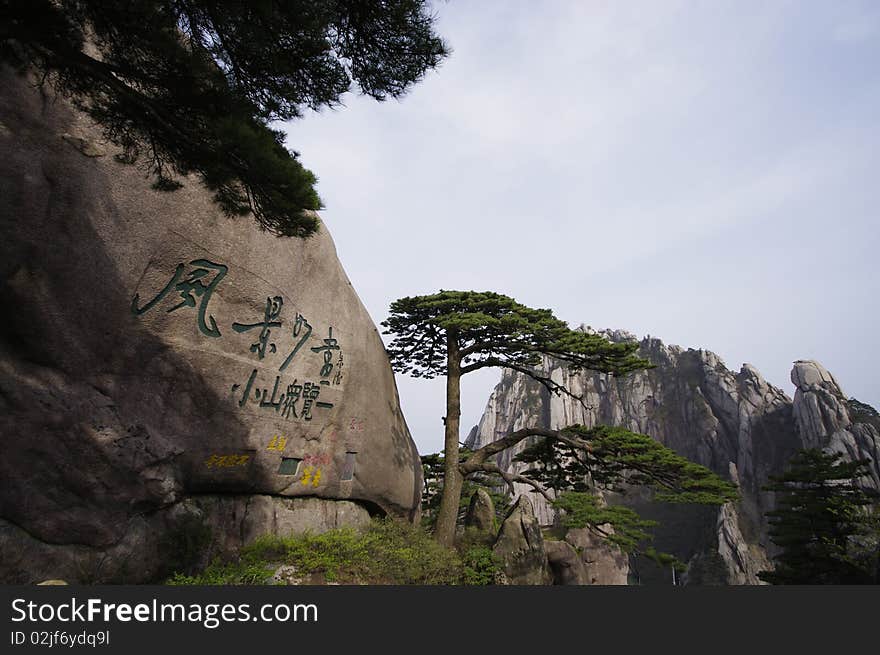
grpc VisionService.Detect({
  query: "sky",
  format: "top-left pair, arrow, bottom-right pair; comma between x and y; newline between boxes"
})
284,0 -> 880,456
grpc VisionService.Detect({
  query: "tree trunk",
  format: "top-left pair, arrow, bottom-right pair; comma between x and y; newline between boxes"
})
434,330 -> 462,547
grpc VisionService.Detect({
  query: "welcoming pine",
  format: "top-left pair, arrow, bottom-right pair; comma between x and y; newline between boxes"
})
382,290 -> 650,546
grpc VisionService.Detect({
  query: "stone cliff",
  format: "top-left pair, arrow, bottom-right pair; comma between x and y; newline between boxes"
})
465,329 -> 880,584
0,67 -> 421,583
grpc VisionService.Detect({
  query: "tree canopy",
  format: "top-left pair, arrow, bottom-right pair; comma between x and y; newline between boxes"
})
1,0 -> 448,236
475,424 -> 736,561
511,425 -> 738,506
759,449 -> 879,585
384,290 -> 648,393
383,290 -> 653,546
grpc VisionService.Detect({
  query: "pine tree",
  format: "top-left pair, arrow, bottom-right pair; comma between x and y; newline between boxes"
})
514,425 -> 738,561
418,423 -> 738,556
515,425 -> 738,506
759,449 -> 880,584
384,290 -> 660,546
383,290 -> 648,545
1,0 -> 448,237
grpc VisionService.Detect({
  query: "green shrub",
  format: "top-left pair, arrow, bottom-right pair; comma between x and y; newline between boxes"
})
460,545 -> 501,585
359,519 -> 462,584
166,518 -> 466,585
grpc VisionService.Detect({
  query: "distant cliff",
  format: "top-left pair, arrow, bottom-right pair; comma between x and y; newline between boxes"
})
465,329 -> 880,584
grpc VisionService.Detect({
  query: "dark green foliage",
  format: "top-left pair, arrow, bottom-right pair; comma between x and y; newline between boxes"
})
420,451 -> 446,526
459,544 -> 501,585
552,491 -> 658,554
1,0 -> 448,236
382,291 -> 649,382
516,425 -> 739,505
516,426 -> 737,564
420,450 -> 509,529
553,492 -> 686,574
515,437 -> 591,493
759,449 -> 880,585
454,527 -> 502,585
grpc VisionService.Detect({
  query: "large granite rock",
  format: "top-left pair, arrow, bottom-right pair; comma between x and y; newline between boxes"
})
464,488 -> 496,533
0,68 -> 421,583
544,540 -> 590,585
492,496 -> 552,585
563,527 -> 630,585
792,360 -> 880,488
466,329 -> 879,585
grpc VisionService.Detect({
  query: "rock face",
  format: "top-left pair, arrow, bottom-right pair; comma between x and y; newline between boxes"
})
0,68 -> 421,583
791,361 -> 880,488
544,540 -> 590,586
464,488 -> 496,533
564,528 -> 630,585
466,330 -> 880,585
492,496 -> 552,585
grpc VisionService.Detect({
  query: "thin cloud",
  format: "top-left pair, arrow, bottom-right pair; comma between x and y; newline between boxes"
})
285,1 -> 880,453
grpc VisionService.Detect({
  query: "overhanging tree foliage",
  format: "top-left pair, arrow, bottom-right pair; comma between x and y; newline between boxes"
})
759,449 -> 880,585
1,0 -> 448,237
382,290 -> 652,545
418,424 -> 737,562
511,425 -> 738,505
470,424 -> 737,562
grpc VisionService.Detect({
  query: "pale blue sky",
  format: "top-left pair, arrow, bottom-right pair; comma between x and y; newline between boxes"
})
286,1 -> 880,455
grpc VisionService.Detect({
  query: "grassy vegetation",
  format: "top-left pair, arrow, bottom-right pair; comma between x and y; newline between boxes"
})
166,518 -> 501,586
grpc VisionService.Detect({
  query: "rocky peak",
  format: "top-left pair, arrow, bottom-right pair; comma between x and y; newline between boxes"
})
791,360 -> 880,487
792,360 -> 845,393
467,331 -> 879,584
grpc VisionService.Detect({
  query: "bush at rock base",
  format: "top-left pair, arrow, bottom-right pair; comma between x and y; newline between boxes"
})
460,545 -> 503,585
166,519 -> 500,585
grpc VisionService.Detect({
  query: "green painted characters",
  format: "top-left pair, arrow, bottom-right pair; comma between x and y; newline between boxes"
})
131,256 -> 344,422
131,259 -> 227,337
